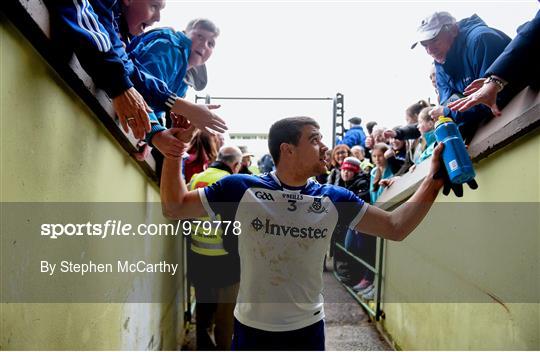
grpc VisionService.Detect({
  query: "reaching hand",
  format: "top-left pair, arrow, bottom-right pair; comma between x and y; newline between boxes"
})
173,123 -> 197,145
447,78 -> 501,116
170,112 -> 191,129
379,177 -> 398,188
112,87 -> 152,139
463,78 -> 485,95
429,106 -> 444,120
384,149 -> 395,159
431,143 -> 478,197
383,129 -> 397,139
171,100 -> 227,134
152,128 -> 191,159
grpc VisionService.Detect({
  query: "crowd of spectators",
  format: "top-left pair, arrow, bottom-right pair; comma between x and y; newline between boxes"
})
326,9 -> 539,301
45,0 -> 538,340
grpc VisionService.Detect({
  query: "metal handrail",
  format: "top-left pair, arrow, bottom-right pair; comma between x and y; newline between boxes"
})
333,238 -> 384,321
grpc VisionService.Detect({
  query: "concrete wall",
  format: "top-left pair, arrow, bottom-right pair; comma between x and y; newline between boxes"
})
1,17 -> 185,350
380,130 -> 540,349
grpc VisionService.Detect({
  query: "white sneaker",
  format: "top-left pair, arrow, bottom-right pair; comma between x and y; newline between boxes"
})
362,286 -> 375,301
357,284 -> 374,296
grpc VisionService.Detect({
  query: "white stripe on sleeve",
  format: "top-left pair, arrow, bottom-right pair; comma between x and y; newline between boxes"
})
82,0 -> 112,51
72,0 -> 108,52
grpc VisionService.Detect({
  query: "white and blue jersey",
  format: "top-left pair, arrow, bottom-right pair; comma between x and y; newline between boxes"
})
199,171 -> 367,331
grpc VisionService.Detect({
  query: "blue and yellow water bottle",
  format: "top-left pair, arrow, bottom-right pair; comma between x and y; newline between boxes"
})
434,116 -> 476,184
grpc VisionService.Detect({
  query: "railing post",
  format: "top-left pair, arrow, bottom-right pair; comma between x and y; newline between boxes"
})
332,93 -> 344,148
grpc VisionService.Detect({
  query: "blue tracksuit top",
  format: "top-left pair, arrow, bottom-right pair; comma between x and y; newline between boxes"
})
435,14 -> 511,125
127,28 -> 192,140
127,28 -> 191,102
49,0 -> 177,111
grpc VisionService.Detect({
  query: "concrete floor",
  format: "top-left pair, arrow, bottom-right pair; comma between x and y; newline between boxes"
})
181,272 -> 391,351
322,272 -> 391,351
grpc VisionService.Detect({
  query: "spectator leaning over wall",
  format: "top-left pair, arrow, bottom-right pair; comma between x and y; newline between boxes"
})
411,11 -> 511,142
49,1 -> 226,141
448,9 -> 540,116
127,19 -> 224,161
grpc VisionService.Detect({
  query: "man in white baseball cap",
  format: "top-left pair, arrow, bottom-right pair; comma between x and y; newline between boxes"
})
410,11 -> 457,61
411,11 -> 511,142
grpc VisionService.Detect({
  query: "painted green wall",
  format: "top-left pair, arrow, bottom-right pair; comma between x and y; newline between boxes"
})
1,18 -> 184,350
381,131 -> 540,350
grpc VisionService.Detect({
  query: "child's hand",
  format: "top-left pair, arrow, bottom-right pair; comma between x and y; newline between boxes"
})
379,177 -> 397,188
383,129 -> 397,139
172,100 -> 227,134
170,112 -> 190,129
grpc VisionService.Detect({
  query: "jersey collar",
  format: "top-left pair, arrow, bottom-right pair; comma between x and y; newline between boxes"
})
270,171 -> 313,192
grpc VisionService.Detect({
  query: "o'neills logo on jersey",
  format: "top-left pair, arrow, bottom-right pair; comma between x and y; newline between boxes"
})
250,217 -> 328,239
282,193 -> 303,200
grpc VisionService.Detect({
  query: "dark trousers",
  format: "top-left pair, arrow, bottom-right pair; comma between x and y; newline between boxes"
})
195,282 -> 239,350
231,318 -> 325,351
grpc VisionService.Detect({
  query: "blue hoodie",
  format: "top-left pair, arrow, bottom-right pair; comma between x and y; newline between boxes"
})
127,28 -> 193,141
435,15 -> 510,127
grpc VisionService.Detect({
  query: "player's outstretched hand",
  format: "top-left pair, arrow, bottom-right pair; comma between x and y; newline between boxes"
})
431,143 -> 478,197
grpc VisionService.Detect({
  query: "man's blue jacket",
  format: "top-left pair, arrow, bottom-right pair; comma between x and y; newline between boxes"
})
436,14 -> 510,126
337,126 -> 366,148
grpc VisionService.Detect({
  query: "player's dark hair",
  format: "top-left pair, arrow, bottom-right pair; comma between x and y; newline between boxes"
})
268,116 -> 320,166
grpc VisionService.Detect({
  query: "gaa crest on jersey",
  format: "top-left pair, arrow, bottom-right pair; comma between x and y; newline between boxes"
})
308,197 -> 327,214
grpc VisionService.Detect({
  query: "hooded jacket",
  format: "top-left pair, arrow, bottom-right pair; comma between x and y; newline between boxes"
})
127,28 -> 193,140
436,15 -> 510,129
128,28 -> 192,103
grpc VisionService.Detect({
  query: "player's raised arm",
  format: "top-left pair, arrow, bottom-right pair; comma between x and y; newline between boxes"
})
160,125 -> 208,220
356,143 -> 444,241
